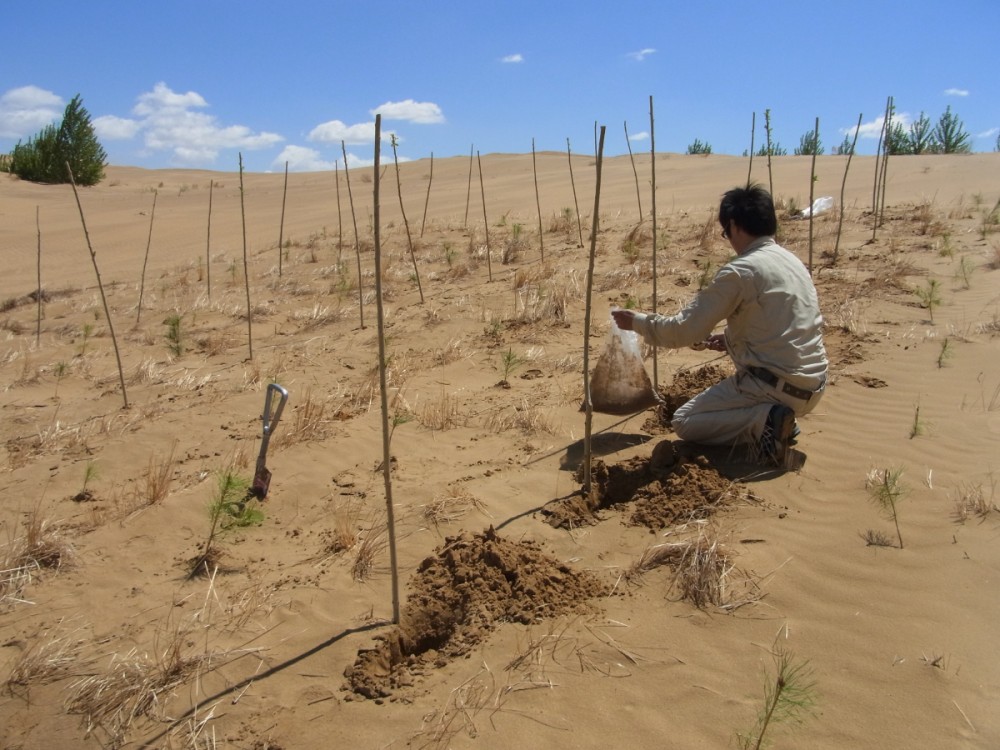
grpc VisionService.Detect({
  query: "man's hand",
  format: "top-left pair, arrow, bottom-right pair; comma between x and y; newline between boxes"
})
704,333 -> 726,351
611,309 -> 637,331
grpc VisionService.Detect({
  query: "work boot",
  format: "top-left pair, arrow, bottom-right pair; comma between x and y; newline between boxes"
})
760,404 -> 796,466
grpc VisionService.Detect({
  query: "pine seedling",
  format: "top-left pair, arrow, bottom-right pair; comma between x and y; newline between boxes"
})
79,323 -> 93,356
866,467 -> 907,549
76,460 -> 99,502
909,401 -> 926,438
497,347 -> 525,387
737,646 -> 818,750
188,470 -> 257,579
955,255 -> 975,290
164,314 -> 183,356
53,361 -> 69,398
914,278 -> 942,323
937,337 -> 953,368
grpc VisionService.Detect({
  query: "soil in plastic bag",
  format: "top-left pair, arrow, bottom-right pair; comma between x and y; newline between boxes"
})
588,321 -> 662,415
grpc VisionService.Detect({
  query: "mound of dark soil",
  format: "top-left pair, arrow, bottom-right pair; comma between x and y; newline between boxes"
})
543,440 -> 747,531
643,362 -> 732,432
344,527 -> 607,700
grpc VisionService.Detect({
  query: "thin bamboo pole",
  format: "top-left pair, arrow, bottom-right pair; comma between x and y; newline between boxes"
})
878,97 -> 893,232
833,113 -> 863,261
372,114 -> 400,625
649,96 -> 660,389
206,180 -> 213,302
136,190 -> 157,324
531,139 -> 545,261
477,150 -> 493,282
463,144 -> 474,228
566,138 -> 584,247
390,135 -> 424,303
335,161 -> 343,265
582,125 -> 607,504
746,111 -> 756,188
420,151 -> 433,238
278,161 -> 288,276
67,163 -> 129,409
341,140 -> 365,329
764,109 -> 774,198
35,206 -> 41,346
872,96 -> 891,241
238,154 -> 253,360
624,121 -> 643,219
808,117 -> 819,275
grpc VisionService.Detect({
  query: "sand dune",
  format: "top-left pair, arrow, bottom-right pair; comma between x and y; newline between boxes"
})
1,153 -> 998,749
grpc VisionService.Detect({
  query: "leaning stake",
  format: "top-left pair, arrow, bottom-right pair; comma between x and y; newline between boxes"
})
67,163 -> 129,409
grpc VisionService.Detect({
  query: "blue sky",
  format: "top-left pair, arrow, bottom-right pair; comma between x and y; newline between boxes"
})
3,0 -> 997,172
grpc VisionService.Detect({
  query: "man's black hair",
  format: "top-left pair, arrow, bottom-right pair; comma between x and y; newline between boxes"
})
719,183 -> 778,237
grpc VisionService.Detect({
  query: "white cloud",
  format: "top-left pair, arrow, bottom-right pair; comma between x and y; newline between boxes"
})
123,83 -> 283,165
272,145 -> 336,172
371,99 -> 445,124
501,53 -> 524,63
627,48 -> 656,61
309,119 -> 382,145
976,127 -> 998,139
628,130 -> 650,142
93,114 -> 142,140
845,112 -> 913,140
0,86 -> 64,138
944,88 -> 969,97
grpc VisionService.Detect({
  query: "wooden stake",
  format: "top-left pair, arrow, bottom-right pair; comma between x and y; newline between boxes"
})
624,120 -> 643,219
373,113 -> 401,625
35,206 -> 41,347
764,109 -> 774,198
833,113 -> 863,261
420,151 -> 433,238
808,116 -> 819,275
67,163 -> 129,409
649,95 -> 659,389
238,154 -> 253,360
477,150 -> 493,282
566,138 -> 584,247
341,140 -> 365,329
278,160 -> 288,277
206,180 -> 213,302
746,111 -> 756,188
531,138 -> 544,261
463,144 -> 474,229
390,135 -> 424,303
136,189 -> 157,324
334,161 -> 343,265
582,125 -> 607,504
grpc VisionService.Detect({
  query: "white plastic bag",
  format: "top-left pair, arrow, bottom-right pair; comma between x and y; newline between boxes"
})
798,196 -> 834,218
588,311 -> 661,415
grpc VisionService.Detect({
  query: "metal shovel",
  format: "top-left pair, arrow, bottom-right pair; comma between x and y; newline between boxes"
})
250,383 -> 289,499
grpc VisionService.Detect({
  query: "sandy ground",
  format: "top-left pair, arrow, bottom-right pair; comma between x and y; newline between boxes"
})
1,151 -> 998,749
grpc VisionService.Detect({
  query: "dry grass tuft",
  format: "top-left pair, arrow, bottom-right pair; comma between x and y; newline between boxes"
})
143,444 -> 176,506
484,400 -> 560,435
5,620 -> 93,693
952,478 -> 997,522
418,389 -> 467,431
275,389 -> 333,447
64,626 -> 230,746
421,485 -> 489,530
352,513 -> 389,582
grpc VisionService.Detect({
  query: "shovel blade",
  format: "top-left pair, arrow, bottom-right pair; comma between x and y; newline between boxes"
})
251,467 -> 272,499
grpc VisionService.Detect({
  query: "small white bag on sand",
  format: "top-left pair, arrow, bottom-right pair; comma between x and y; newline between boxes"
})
588,312 -> 662,415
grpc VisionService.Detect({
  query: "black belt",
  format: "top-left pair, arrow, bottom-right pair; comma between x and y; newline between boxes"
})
747,366 -> 815,401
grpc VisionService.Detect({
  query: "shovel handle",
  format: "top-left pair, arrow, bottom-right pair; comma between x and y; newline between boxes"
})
263,383 -> 289,437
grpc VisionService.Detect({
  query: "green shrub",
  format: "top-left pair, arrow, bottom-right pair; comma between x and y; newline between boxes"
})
686,139 -> 712,155
8,95 -> 107,185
